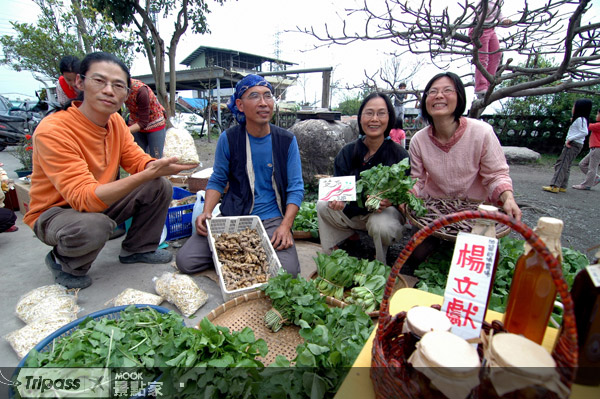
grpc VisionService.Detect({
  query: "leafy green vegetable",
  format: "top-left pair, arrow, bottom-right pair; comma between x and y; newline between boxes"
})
261,269 -> 329,332
294,304 -> 374,397
353,258 -> 389,287
313,249 -> 361,299
293,201 -> 319,238
21,306 -> 270,399
355,158 -> 426,216
259,272 -> 374,399
345,275 -> 387,313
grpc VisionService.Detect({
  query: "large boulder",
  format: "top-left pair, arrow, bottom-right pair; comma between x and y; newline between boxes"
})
289,119 -> 357,185
502,146 -> 540,164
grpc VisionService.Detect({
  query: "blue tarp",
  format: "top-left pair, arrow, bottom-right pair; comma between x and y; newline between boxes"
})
181,98 -> 208,110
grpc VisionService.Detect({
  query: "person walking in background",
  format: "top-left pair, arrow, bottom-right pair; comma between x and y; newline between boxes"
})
55,55 -> 81,106
390,117 -> 406,148
470,0 -> 512,97
317,92 -> 409,265
25,52 -> 195,289
393,82 -> 407,124
176,74 -> 304,277
543,99 -> 593,193
124,79 -> 167,158
573,108 -> 600,190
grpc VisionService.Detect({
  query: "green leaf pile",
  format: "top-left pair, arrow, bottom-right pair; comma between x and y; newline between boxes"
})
314,249 -> 391,312
261,270 -> 329,332
355,158 -> 426,216
313,249 -> 361,300
292,201 -> 319,238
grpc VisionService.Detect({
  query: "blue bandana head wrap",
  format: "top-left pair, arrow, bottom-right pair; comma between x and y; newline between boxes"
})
227,74 -> 273,124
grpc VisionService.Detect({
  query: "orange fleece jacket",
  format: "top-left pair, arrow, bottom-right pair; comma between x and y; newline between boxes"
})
24,104 -> 154,228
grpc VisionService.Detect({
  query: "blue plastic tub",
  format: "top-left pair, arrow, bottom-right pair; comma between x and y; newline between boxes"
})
10,305 -> 174,399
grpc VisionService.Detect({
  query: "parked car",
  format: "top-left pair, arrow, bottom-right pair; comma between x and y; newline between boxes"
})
0,95 -> 30,151
170,103 -> 208,136
0,94 -> 57,151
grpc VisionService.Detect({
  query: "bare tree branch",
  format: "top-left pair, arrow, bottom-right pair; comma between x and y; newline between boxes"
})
297,0 -> 599,117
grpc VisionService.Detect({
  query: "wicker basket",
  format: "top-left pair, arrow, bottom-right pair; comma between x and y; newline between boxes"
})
203,290 -> 345,366
405,198 -> 511,241
370,210 -> 578,399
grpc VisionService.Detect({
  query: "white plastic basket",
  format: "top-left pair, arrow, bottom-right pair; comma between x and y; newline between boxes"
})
207,216 -> 281,301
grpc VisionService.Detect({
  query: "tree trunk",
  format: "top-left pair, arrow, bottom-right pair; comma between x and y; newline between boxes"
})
71,0 -> 90,53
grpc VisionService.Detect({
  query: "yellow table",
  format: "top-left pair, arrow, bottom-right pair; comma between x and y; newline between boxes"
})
335,288 -> 599,399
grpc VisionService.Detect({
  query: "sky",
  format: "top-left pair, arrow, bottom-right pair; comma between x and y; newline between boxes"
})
1,0 -> 599,107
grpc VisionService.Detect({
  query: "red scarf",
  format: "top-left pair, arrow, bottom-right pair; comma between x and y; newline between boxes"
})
58,76 -> 78,99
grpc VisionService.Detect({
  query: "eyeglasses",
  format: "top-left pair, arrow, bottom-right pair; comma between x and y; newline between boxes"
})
82,75 -> 130,95
243,91 -> 274,102
425,87 -> 456,96
362,110 -> 389,119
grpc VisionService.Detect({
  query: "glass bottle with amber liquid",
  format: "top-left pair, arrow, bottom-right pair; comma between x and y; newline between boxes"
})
570,246 -> 600,386
503,217 -> 563,344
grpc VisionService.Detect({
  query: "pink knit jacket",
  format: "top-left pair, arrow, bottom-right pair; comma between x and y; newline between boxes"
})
409,117 -> 513,205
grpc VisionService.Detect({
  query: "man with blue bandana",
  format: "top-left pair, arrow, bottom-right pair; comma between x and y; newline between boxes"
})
176,74 -> 304,276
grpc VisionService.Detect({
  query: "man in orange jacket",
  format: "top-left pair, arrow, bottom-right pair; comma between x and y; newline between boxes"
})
25,52 -> 196,289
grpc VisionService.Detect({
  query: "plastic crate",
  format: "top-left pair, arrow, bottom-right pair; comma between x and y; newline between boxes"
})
207,216 -> 282,301
165,186 -> 195,241
10,305 -> 173,399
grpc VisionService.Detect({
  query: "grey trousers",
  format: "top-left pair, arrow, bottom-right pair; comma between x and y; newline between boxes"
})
579,147 -> 600,187
133,127 -> 166,158
175,216 -> 301,277
316,200 -> 406,265
33,177 -> 172,275
550,142 -> 583,189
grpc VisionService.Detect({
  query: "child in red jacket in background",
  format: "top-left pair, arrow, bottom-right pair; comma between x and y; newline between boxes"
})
574,108 -> 600,190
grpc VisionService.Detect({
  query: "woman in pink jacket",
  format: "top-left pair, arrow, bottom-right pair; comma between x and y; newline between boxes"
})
405,71 -> 521,267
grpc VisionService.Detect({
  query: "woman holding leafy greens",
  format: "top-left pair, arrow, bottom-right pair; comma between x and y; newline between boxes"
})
317,92 -> 410,265
405,71 -> 521,265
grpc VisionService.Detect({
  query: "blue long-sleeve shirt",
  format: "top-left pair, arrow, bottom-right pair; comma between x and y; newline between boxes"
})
207,131 -> 304,220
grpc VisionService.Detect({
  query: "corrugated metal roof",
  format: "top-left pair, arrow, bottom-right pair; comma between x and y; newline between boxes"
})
180,45 -> 296,67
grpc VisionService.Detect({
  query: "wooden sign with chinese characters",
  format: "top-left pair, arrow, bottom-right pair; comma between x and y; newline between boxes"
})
441,232 -> 498,342
318,176 -> 356,201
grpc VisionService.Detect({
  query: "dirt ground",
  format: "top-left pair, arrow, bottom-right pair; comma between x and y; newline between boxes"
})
193,136 -> 599,263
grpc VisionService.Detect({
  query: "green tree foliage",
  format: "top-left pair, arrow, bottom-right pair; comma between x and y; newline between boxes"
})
335,93 -> 363,115
500,57 -> 600,127
484,57 -> 600,154
93,0 -> 225,117
0,0 -> 136,81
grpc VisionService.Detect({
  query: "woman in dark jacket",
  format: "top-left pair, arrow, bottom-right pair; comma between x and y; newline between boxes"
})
316,92 -> 409,264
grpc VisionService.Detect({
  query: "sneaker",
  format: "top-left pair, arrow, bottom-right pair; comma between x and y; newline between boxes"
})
594,176 -> 600,186
119,249 -> 173,264
572,184 -> 591,191
4,225 -> 18,233
559,188 -> 567,193
45,252 -> 92,289
542,185 -> 559,193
